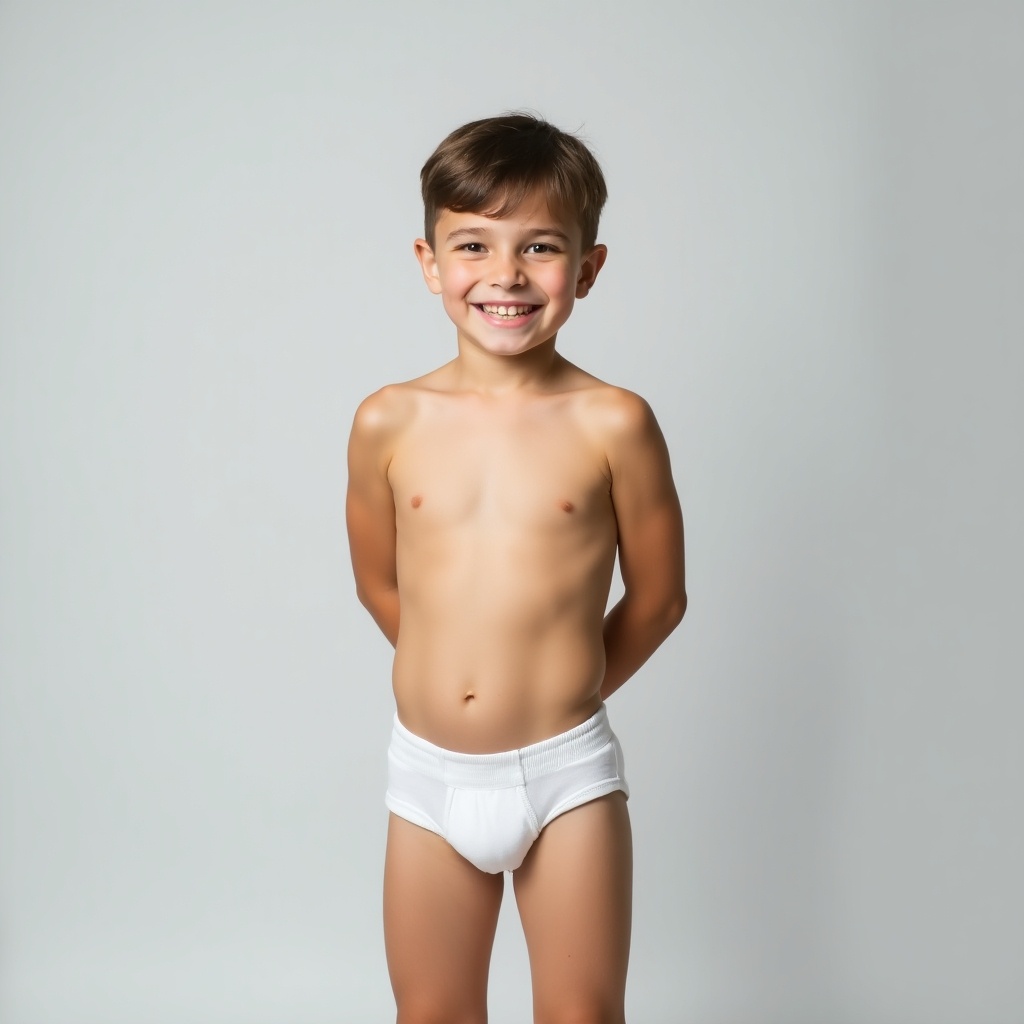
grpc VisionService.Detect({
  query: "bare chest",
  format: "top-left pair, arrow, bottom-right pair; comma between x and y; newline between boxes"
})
389,411 -> 612,532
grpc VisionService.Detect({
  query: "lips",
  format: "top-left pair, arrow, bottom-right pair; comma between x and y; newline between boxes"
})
476,303 -> 538,319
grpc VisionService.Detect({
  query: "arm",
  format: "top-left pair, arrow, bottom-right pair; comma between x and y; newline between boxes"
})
600,393 -> 687,699
345,390 -> 400,646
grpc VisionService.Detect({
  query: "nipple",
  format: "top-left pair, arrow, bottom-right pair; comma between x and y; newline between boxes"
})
411,495 -> 423,509
560,500 -> 575,513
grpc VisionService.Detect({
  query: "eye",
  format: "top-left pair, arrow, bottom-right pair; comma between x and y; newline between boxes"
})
526,243 -> 557,254
457,242 -> 487,253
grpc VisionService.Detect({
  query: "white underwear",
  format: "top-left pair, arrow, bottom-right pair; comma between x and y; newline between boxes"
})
385,705 -> 629,874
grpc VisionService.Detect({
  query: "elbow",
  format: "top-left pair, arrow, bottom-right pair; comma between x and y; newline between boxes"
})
355,579 -> 398,616
666,590 -> 687,631
354,582 -> 378,613
626,588 -> 687,635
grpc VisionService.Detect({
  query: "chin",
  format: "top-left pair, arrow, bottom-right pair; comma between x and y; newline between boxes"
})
486,337 -> 549,357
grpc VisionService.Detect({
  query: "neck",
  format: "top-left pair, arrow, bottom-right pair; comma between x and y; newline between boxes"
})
451,336 -> 564,395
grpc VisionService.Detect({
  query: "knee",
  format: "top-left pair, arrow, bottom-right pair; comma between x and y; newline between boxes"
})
534,1000 -> 626,1024
396,999 -> 487,1024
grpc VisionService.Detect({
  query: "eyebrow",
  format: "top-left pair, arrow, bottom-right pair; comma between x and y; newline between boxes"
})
445,226 -> 573,244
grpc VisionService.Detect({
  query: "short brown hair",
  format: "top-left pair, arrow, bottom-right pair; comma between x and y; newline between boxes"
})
420,113 -> 608,251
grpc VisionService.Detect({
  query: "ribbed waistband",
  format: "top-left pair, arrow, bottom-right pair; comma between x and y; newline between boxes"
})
389,705 -> 615,789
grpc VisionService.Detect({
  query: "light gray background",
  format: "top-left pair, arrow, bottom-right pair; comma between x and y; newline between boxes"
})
1,2 -> 1021,1022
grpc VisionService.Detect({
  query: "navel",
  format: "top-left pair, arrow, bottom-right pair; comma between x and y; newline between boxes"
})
411,494 -> 423,509
463,690 -> 475,702
559,500 -> 575,513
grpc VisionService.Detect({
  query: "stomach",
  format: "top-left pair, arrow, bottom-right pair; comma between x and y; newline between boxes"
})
391,542 -> 615,753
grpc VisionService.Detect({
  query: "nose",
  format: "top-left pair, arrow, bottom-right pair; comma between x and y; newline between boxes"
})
490,251 -> 526,289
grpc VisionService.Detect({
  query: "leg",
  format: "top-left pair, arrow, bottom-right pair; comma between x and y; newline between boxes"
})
513,793 -> 632,1024
384,813 -> 505,1024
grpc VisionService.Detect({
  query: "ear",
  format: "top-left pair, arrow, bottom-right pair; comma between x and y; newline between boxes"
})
414,238 -> 442,295
575,244 -> 608,298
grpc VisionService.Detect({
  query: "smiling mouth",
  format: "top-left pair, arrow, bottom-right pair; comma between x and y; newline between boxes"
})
477,303 -> 538,319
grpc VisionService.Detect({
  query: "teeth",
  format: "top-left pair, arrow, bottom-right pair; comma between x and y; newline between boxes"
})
482,304 -> 534,317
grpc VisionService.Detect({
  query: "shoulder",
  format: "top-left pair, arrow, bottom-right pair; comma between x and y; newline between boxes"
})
348,384 -> 423,477
351,372 -> 444,439
561,377 -> 667,486
351,363 -> 456,440
572,380 -> 661,447
566,380 -> 672,496
351,384 -> 413,438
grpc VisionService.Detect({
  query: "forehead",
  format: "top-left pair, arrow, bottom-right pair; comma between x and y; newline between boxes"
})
436,190 -> 581,244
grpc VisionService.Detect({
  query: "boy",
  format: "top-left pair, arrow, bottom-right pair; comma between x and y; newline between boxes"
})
346,113 -> 686,1023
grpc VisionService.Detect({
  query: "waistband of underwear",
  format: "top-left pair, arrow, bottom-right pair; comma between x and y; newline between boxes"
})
389,705 -> 616,789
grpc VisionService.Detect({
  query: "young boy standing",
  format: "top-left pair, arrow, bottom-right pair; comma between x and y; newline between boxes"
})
347,113 -> 686,1023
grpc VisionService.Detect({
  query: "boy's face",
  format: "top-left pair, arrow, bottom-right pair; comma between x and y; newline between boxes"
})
414,191 -> 607,360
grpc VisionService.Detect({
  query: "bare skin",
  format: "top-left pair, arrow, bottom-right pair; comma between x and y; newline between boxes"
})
347,195 -> 686,1022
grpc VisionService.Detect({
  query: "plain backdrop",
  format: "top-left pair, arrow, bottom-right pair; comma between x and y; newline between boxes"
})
1,2 -> 1021,1022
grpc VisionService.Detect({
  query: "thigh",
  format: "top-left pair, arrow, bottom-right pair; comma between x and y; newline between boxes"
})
513,792 -> 632,1024
384,813 -> 505,1023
